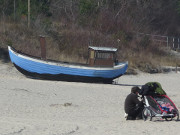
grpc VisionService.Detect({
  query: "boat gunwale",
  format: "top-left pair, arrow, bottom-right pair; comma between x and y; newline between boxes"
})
8,46 -> 128,70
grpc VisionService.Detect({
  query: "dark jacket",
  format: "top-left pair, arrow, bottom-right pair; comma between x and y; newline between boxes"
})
124,93 -> 142,114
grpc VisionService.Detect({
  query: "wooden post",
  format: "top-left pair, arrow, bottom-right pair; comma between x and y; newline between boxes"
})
14,0 -> 16,21
2,11 -> 5,33
39,36 -> 46,60
28,0 -> 30,28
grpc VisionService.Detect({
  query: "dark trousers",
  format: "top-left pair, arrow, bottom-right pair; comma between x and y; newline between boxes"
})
127,106 -> 144,120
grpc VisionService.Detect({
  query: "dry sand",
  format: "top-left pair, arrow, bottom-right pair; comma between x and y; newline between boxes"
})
0,62 -> 180,135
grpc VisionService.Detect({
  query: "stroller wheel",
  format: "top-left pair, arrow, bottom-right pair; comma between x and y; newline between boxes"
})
177,111 -> 180,121
165,109 -> 179,121
174,109 -> 180,121
142,107 -> 152,121
173,109 -> 179,121
165,117 -> 173,121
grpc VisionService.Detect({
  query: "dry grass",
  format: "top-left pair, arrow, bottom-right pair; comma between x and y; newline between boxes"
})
0,20 -> 180,73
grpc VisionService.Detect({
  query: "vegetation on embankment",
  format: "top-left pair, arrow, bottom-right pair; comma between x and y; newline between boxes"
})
1,0 -> 180,73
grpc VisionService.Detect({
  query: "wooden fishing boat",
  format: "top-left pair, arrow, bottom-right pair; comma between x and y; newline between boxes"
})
8,45 -> 128,83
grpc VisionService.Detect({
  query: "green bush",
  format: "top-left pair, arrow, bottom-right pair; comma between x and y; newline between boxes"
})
139,36 -> 150,49
6,39 -> 13,46
0,0 -> 52,20
79,0 -> 97,16
113,31 -> 132,45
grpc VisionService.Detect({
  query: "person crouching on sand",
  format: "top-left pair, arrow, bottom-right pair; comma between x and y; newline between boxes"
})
124,86 -> 144,120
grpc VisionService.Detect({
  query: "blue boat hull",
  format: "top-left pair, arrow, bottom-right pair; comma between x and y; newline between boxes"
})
8,46 -> 128,83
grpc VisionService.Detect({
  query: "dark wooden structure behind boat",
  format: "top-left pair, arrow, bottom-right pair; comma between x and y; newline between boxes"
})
39,35 -> 46,60
38,36 -> 118,67
88,46 -> 117,67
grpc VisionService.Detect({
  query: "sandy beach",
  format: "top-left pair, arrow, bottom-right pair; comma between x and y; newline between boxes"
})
0,62 -> 180,135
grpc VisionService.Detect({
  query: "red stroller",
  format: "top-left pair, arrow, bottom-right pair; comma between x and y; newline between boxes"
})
140,82 -> 179,121
142,95 -> 179,121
